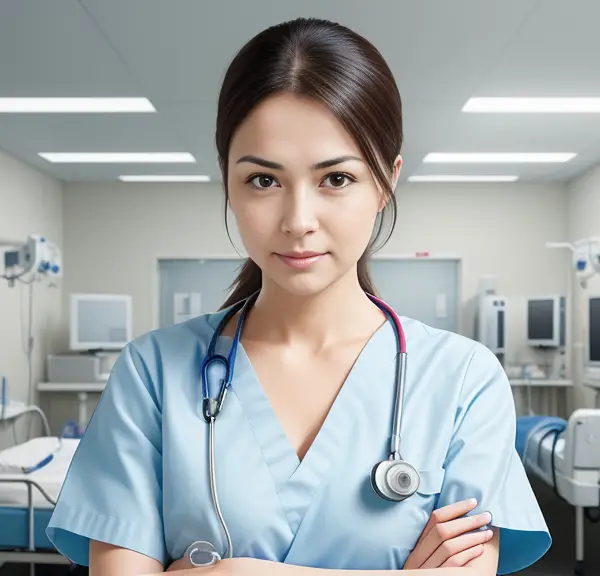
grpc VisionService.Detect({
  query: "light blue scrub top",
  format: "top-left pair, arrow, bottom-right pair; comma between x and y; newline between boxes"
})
46,309 -> 551,574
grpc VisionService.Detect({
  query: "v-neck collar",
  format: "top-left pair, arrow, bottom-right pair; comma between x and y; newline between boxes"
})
208,312 -> 396,533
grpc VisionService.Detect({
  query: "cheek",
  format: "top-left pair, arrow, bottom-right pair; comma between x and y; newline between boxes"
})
229,195 -> 274,253
330,199 -> 379,253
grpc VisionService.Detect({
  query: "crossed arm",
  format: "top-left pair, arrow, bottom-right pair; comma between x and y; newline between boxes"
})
91,534 -> 498,575
89,500 -> 500,576
90,532 -> 498,576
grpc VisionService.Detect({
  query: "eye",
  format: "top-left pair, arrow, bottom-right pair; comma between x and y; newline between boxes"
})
247,174 -> 280,189
321,172 -> 355,189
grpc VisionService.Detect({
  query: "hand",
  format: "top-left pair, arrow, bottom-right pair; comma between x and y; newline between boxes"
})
165,557 -> 268,575
403,498 -> 494,569
166,556 -> 192,572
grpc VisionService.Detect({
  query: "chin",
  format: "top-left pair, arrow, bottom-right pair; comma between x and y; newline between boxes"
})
270,271 -> 337,298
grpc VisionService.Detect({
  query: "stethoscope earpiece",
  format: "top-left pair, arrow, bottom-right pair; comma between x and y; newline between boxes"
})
371,459 -> 420,502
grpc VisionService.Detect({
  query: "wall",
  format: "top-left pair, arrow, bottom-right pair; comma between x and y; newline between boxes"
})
0,149 -> 63,446
62,181 -> 569,357
55,181 -> 570,428
567,164 -> 600,408
383,182 -> 570,364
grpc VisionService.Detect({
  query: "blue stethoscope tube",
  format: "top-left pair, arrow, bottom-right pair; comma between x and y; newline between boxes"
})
195,291 -> 419,565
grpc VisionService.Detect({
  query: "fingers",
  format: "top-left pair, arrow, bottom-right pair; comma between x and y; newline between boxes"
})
433,511 -> 493,543
440,544 -> 485,567
422,529 -> 494,569
419,498 -> 478,541
408,506 -> 491,568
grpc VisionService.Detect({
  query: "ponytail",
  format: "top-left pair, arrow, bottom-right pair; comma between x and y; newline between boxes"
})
220,253 -> 378,309
357,253 -> 379,296
220,259 -> 263,309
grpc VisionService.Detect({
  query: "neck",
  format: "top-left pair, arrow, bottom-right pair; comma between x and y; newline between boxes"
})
246,270 -> 385,350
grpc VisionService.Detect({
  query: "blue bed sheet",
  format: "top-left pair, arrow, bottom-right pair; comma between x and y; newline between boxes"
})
516,415 -> 567,460
0,507 -> 54,550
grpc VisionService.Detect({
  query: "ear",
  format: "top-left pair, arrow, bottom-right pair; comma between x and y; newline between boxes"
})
378,155 -> 403,212
392,154 -> 403,190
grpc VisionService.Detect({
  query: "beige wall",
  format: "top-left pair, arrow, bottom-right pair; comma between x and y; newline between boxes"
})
0,150 -> 63,446
567,164 -> 600,408
0,177 -> 568,431
62,180 -> 569,363
0,152 -> 594,433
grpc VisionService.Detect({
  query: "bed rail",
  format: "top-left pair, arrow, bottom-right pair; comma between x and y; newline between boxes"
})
0,477 -> 56,551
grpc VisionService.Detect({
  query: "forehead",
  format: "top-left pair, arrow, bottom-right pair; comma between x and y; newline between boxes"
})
229,92 -> 362,162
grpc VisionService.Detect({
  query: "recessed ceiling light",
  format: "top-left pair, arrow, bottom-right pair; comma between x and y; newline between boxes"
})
0,98 -> 156,113
463,97 -> 600,113
408,175 -> 519,183
119,175 -> 211,182
423,153 -> 576,163
39,152 -> 196,163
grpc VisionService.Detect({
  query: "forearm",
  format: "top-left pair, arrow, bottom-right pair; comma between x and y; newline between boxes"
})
158,558 -> 478,575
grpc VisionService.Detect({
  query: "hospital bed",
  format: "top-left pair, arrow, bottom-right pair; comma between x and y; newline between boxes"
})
0,436 -> 79,570
517,410 -> 600,576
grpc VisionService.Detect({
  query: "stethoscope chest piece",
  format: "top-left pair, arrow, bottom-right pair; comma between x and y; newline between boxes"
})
371,459 -> 420,502
185,540 -> 222,567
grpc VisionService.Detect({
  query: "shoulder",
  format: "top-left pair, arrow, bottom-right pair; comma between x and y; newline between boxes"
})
106,310 -> 229,394
102,311 -> 230,404
400,315 -> 498,367
399,315 -> 508,396
127,310 -> 227,359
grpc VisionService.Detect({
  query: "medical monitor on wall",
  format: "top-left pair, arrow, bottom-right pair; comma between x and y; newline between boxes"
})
527,295 -> 566,348
589,296 -> 600,367
70,294 -> 132,352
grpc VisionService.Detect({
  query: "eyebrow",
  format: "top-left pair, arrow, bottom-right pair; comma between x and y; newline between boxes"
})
235,155 -> 363,170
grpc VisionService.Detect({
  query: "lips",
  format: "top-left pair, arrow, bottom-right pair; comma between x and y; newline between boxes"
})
280,251 -> 324,258
276,251 -> 327,269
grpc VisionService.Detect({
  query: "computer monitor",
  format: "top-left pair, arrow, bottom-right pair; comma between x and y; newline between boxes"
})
527,295 -> 566,348
70,294 -> 132,352
589,296 -> 600,367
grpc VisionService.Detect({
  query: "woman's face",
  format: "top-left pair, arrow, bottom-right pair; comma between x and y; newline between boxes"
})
227,92 -> 401,297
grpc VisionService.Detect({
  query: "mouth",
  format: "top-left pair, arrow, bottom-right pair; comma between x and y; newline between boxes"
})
275,251 -> 328,269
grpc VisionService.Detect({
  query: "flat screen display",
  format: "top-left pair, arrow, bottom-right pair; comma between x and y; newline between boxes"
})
590,297 -> 600,363
528,299 -> 554,341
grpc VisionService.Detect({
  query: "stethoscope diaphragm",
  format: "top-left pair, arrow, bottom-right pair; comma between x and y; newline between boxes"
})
185,540 -> 221,566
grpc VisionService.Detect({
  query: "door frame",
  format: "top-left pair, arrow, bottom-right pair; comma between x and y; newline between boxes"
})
371,253 -> 463,334
152,253 -> 463,333
152,254 -> 244,330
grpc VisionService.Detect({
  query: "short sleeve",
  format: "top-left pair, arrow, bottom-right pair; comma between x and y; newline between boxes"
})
436,344 -> 551,575
46,341 -> 166,567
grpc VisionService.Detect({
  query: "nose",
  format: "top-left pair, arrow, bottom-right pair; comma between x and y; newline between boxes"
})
280,186 -> 319,238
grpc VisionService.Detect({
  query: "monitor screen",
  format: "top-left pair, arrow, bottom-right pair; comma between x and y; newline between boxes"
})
71,295 -> 131,350
590,297 -> 600,363
528,299 -> 554,340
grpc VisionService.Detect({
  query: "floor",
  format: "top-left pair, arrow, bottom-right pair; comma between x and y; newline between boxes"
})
0,477 -> 598,576
518,477 -> 600,576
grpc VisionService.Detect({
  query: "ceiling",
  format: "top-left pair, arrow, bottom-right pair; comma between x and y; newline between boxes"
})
1,0 -> 600,183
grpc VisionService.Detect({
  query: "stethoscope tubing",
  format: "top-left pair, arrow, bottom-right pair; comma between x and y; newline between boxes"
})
200,291 -> 410,560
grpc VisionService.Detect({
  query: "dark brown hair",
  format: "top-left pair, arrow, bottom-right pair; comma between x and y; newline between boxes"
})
216,18 -> 402,308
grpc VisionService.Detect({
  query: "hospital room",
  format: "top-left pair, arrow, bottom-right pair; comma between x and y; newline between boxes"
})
1,1 -> 600,575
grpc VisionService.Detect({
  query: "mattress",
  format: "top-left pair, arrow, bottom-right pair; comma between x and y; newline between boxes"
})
523,425 -> 567,487
0,437 -> 79,509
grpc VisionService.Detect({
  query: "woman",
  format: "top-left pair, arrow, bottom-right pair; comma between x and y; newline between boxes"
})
47,17 -> 550,575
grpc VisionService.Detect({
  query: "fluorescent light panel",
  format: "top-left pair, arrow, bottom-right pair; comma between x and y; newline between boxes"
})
423,152 -> 576,163
463,97 -> 600,113
39,152 -> 196,163
408,175 -> 519,183
119,175 -> 210,182
0,98 -> 155,113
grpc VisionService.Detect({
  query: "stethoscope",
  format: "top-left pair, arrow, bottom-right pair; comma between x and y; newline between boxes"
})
184,291 -> 419,567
